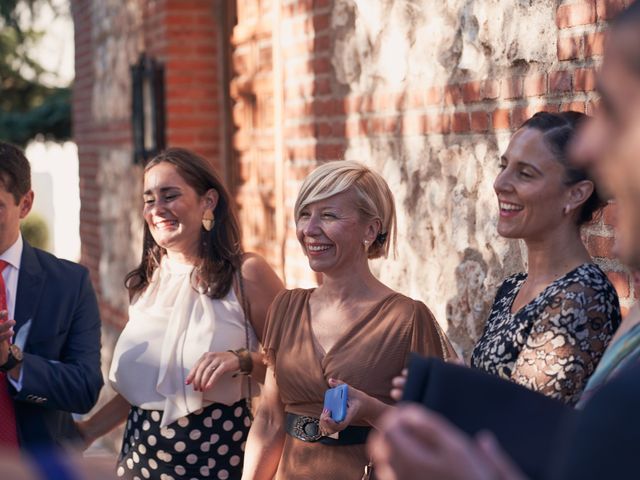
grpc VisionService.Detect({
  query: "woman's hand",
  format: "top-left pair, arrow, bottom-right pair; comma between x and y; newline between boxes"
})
319,379 -> 390,436
186,351 -> 240,392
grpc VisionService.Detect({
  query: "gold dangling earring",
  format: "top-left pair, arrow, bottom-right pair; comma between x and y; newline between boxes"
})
202,210 -> 215,231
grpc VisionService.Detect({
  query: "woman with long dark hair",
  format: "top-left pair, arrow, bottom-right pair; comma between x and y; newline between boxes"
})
77,148 -> 283,479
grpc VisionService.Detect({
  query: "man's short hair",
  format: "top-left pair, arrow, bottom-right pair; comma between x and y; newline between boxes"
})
0,142 -> 31,205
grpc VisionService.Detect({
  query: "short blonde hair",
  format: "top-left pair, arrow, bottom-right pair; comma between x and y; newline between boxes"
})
294,160 -> 396,259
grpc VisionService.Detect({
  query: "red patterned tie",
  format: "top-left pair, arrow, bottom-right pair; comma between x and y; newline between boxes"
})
0,260 -> 19,448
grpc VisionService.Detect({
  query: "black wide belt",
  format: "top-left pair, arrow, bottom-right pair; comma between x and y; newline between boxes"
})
285,413 -> 372,446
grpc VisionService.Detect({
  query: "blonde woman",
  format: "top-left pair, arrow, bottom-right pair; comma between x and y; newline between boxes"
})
242,161 -> 455,480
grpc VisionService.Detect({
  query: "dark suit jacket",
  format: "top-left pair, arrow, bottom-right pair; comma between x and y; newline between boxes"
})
9,241 -> 103,451
549,359 -> 640,480
404,354 -> 640,480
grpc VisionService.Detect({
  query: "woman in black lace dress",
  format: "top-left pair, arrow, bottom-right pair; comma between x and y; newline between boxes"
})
471,111 -> 621,406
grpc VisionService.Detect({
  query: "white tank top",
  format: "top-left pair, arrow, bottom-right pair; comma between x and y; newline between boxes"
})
109,256 -> 258,427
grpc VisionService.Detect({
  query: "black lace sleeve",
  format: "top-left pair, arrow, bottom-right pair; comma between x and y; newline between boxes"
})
510,266 -> 621,406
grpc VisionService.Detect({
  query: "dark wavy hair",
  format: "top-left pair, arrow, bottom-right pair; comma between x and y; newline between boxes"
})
0,141 -> 31,204
125,148 -> 243,300
520,111 -> 606,225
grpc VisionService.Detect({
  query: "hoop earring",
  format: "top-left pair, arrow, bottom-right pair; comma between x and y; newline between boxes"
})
202,210 -> 215,231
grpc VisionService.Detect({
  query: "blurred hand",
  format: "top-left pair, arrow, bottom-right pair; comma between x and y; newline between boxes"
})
368,404 -> 527,480
390,369 -> 407,401
0,311 -> 15,365
186,351 -> 240,392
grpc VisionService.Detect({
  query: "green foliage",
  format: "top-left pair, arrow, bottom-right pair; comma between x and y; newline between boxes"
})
21,212 -> 49,250
0,0 -> 71,146
0,87 -> 71,146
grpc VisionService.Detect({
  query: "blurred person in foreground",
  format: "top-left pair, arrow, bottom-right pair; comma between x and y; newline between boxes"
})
369,2 -> 640,479
242,161 -> 455,480
0,142 -> 102,452
77,148 -> 283,479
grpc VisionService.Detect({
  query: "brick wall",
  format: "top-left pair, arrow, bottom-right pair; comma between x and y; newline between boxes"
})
234,0 -> 636,353
71,0 -> 229,330
72,0 -> 636,360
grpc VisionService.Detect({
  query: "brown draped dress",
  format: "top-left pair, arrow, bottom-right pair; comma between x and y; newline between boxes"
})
262,288 -> 452,480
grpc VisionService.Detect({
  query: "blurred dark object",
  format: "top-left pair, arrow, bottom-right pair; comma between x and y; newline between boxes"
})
403,354 -> 574,480
131,53 -> 165,164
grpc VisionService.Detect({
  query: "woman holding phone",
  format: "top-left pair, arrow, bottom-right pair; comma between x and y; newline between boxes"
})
242,161 -> 455,480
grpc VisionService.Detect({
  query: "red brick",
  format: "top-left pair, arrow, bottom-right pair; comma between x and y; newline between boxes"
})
596,0 -> 629,21
511,106 -> 528,129
315,122 -> 332,136
426,114 -> 451,134
574,67 -> 597,91
557,35 -> 582,61
462,81 -> 482,103
451,112 -> 470,133
549,71 -> 572,93
587,234 -> 616,257
316,143 -> 345,160
492,109 -> 510,130
312,12 -> 331,31
406,90 -> 425,109
524,74 -> 547,97
470,111 -> 489,132
312,57 -> 332,74
482,80 -> 500,100
501,77 -> 523,100
561,101 -> 586,113
556,2 -> 597,29
444,85 -> 463,105
607,271 -> 631,298
584,31 -> 606,57
426,86 -> 443,105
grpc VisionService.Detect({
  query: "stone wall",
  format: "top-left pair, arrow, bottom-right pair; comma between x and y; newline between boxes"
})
250,0 -> 635,357
72,0 -> 636,372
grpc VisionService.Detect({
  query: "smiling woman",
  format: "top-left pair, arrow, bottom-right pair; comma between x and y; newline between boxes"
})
242,161 -> 456,480
76,148 -> 283,480
471,111 -> 622,406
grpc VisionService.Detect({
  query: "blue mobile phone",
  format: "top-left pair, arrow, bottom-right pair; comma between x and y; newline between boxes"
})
323,384 -> 348,422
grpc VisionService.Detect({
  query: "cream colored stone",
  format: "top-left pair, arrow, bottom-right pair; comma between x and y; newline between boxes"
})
97,149 -> 143,309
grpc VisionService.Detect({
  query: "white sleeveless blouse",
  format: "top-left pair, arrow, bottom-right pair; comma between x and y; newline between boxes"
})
109,256 -> 258,427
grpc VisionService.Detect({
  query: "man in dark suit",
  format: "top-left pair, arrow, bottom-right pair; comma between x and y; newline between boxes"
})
0,141 -> 103,452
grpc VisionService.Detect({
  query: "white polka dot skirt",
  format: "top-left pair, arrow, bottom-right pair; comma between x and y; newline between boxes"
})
117,400 -> 251,480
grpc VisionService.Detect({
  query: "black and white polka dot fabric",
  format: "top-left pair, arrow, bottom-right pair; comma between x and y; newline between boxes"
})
117,400 -> 251,480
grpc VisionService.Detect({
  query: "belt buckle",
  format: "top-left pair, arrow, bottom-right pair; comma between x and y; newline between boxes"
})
293,415 -> 322,442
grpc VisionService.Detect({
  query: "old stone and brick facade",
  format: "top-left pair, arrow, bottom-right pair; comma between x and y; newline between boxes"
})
72,0 -> 636,369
